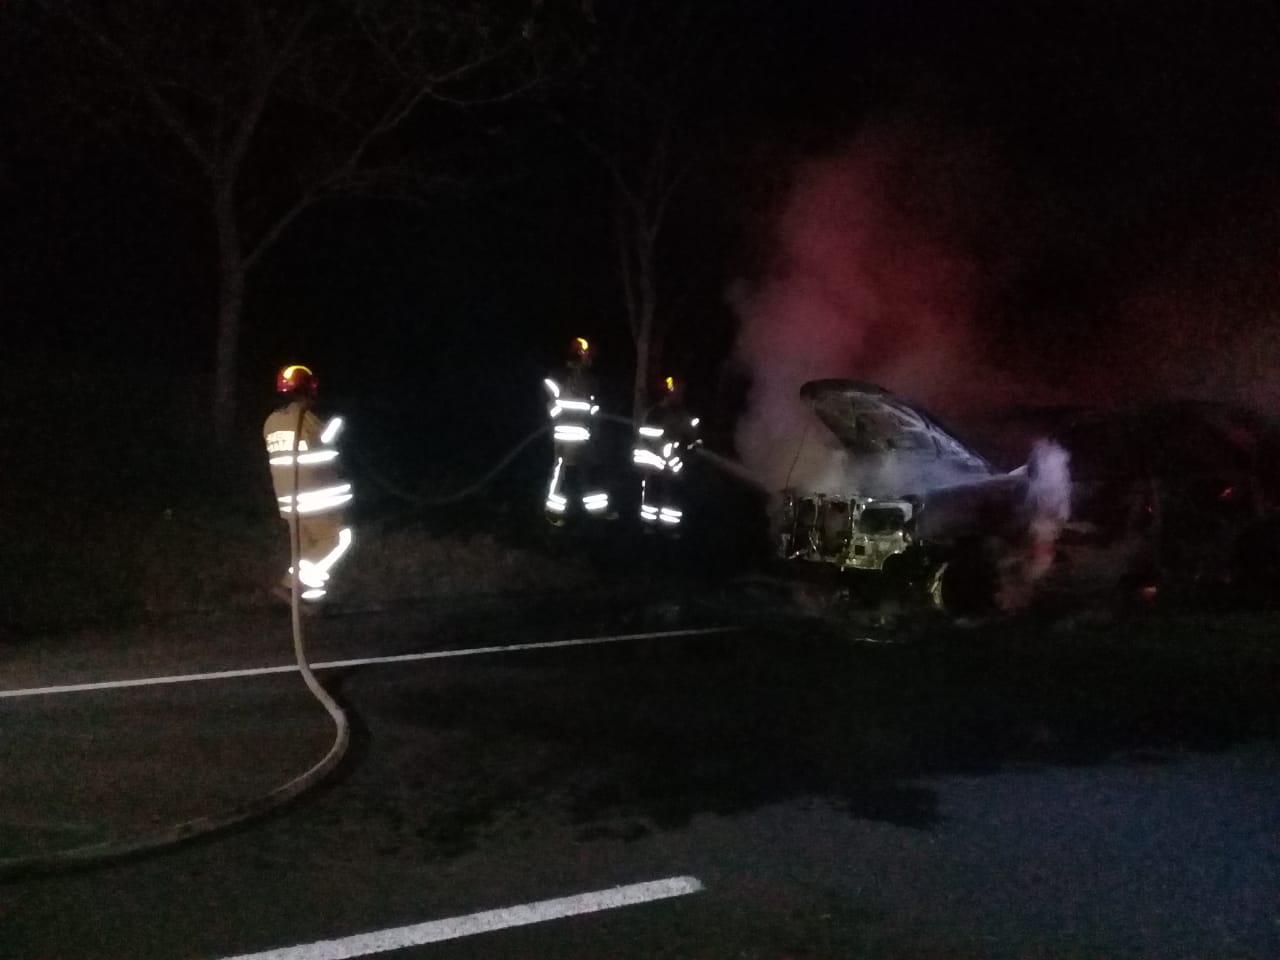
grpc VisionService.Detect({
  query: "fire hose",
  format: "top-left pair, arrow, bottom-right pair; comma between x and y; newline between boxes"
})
0,409 -> 349,882
0,411 -> 765,881
353,422 -> 553,509
356,413 -> 767,512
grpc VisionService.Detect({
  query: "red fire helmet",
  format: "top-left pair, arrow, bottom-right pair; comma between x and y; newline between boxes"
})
276,364 -> 318,395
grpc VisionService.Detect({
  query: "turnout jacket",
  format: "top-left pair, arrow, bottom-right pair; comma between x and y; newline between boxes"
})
633,398 -> 700,473
263,400 -> 351,517
544,361 -> 600,449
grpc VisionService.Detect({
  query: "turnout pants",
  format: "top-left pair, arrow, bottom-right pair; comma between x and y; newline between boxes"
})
640,470 -> 684,529
546,443 -> 610,518
281,512 -> 352,601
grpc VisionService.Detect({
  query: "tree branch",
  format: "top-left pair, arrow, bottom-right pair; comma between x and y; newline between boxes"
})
243,184 -> 320,271
221,4 -> 317,177
54,4 -> 215,174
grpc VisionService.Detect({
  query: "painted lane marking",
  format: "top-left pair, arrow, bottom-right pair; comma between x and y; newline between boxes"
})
217,875 -> 704,960
0,627 -> 738,699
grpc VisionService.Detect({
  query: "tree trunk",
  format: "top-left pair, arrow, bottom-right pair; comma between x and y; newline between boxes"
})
212,188 -> 244,446
632,311 -> 652,425
631,260 -> 657,425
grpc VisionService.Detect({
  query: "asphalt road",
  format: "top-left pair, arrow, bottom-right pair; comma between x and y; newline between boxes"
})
1,587 -> 1277,959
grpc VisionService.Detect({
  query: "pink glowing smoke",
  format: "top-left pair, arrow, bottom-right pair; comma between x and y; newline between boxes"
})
730,119 -> 1280,496
732,123 -> 1015,492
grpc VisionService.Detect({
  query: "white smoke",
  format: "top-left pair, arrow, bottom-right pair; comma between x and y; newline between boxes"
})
731,125 -> 1082,611
997,439 -> 1072,611
784,439 -> 1000,500
730,124 -> 1013,497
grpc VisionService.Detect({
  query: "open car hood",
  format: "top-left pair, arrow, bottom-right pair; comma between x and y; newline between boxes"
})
800,379 -> 994,477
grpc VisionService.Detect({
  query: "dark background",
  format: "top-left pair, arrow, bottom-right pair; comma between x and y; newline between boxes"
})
2,0 -> 1278,501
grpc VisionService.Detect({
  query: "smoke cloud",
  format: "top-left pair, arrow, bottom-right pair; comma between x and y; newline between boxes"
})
731,121 -> 1023,494
731,117 -> 1280,496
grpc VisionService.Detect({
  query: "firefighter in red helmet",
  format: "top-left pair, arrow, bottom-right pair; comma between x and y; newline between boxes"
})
263,364 -> 353,604
633,374 -> 700,531
543,337 -> 612,524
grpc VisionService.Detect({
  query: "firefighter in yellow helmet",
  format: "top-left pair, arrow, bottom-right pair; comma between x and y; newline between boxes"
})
263,364 -> 353,604
542,337 -> 612,524
633,374 -> 700,531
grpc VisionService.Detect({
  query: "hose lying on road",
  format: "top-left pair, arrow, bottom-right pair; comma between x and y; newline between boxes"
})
0,642 -> 348,883
0,413 -> 766,880
0,412 -> 350,883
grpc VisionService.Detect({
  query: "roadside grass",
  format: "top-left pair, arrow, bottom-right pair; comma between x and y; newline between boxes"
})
0,502 -> 590,633
336,524 -> 589,608
0,500 -> 276,631
0,356 -> 594,635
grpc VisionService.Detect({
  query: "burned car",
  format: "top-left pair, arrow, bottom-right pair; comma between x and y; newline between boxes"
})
773,380 -> 1043,611
774,380 -> 1280,612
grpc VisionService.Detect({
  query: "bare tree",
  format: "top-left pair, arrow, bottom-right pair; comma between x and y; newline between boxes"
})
559,1 -> 727,421
30,0 -> 570,442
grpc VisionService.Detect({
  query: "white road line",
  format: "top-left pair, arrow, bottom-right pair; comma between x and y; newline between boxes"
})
0,627 -> 737,700
218,875 -> 704,960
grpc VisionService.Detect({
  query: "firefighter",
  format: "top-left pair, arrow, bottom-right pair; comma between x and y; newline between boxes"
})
633,375 -> 701,531
543,337 -> 612,524
263,364 -> 353,604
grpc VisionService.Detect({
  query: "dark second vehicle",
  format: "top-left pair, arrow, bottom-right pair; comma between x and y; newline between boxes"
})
1046,400 -> 1280,602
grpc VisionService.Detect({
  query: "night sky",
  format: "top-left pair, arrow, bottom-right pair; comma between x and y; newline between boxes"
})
3,0 -> 1278,475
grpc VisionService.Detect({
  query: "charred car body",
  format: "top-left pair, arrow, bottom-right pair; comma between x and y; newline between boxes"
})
774,380 -> 1035,611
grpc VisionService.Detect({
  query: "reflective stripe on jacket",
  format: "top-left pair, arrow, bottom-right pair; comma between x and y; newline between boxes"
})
263,401 -> 350,516
633,401 -> 699,472
545,367 -> 599,445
